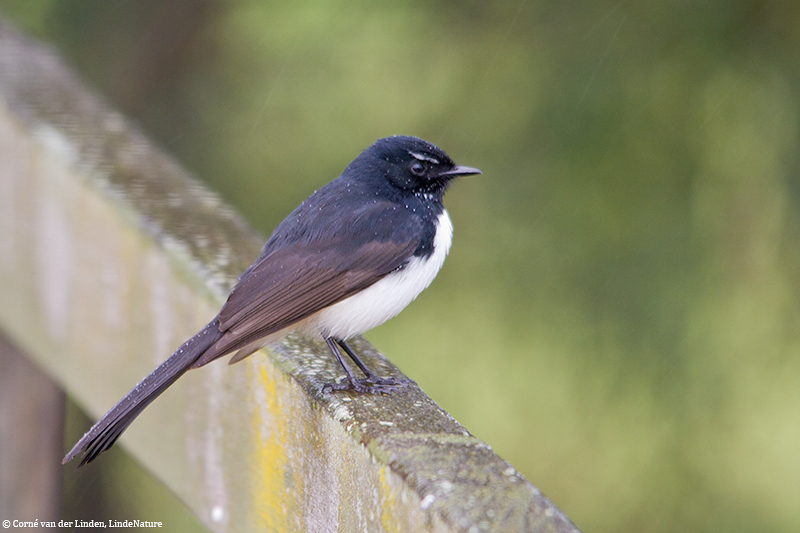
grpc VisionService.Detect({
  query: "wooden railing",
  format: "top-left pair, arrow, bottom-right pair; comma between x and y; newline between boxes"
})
0,19 -> 579,533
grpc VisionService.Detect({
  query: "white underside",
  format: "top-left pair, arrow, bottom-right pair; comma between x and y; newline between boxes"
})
229,210 -> 452,363
310,209 -> 453,339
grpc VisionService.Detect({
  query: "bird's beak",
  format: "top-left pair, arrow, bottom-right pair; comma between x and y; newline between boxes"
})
439,165 -> 482,177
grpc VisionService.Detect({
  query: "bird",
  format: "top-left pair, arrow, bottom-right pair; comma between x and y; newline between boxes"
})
63,135 -> 481,466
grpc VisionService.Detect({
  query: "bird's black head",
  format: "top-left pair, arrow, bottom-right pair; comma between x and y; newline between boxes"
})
352,135 -> 481,199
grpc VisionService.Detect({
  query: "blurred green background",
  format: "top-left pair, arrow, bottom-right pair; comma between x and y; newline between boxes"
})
3,0 -> 799,531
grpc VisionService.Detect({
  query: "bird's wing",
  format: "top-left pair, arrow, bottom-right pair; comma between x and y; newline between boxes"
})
191,202 -> 422,367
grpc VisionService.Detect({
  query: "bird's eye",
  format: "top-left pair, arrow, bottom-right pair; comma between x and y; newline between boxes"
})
410,162 -> 426,176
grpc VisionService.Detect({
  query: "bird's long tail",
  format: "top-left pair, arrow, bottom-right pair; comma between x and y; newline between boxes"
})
63,318 -> 223,466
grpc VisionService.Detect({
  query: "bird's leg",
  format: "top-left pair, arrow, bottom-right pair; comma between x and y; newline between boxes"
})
323,337 -> 411,394
336,339 -> 402,385
324,336 -> 359,384
335,338 -> 374,377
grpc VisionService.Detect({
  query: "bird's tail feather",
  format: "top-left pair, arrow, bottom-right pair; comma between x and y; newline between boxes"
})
63,318 -> 223,466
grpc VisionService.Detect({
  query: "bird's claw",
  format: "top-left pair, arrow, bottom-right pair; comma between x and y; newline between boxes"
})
323,376 -> 412,395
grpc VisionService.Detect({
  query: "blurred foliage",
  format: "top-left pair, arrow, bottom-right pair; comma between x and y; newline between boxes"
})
2,0 -> 800,531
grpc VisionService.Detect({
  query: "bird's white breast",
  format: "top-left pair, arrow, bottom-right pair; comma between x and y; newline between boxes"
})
310,210 -> 453,340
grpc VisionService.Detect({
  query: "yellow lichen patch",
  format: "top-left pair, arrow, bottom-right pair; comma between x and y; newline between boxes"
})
248,358 -> 294,531
379,466 -> 401,533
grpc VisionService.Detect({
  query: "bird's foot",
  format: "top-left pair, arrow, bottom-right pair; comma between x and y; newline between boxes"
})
323,375 -> 412,395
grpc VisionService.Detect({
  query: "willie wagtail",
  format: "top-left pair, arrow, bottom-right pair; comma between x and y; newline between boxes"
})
63,135 -> 480,466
